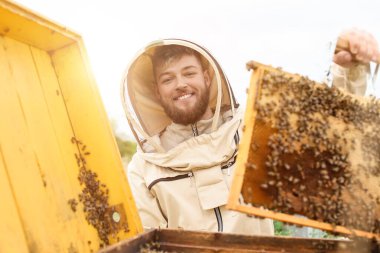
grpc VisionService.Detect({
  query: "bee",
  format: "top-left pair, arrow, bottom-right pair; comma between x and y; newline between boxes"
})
251,142 -> 259,151
293,178 -> 300,184
245,163 -> 257,170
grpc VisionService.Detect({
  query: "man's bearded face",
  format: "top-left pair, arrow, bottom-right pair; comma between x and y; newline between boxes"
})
155,55 -> 211,125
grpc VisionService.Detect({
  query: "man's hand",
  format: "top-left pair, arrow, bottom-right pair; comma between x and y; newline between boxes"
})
334,28 -> 380,68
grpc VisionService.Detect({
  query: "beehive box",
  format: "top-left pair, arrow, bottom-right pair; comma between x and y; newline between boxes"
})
0,1 -> 142,252
99,228 -> 376,253
227,61 -> 380,240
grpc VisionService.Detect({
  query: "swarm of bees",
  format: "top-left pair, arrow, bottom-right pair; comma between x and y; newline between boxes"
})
139,241 -> 184,253
68,137 -> 128,247
243,68 -> 380,236
139,242 -> 175,253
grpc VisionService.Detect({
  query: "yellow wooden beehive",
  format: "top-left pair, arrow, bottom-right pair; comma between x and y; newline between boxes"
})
227,61 -> 380,240
0,1 -> 142,252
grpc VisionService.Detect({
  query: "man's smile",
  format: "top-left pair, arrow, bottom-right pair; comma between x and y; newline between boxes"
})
174,93 -> 194,101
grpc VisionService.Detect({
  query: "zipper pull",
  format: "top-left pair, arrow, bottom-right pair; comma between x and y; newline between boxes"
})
188,172 -> 194,186
227,168 -> 231,176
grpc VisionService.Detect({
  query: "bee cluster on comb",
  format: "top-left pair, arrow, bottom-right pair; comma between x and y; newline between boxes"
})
241,64 -> 380,238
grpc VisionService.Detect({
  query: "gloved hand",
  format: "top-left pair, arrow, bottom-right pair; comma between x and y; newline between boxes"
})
334,28 -> 380,68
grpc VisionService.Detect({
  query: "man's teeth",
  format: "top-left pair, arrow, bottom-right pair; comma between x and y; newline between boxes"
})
177,94 -> 192,100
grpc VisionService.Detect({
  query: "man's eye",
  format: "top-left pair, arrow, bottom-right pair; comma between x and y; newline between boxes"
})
162,78 -> 172,84
185,72 -> 196,77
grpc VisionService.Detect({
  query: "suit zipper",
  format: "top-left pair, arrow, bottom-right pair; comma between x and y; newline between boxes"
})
214,207 -> 223,232
188,172 -> 194,186
148,173 -> 191,190
191,123 -> 198,137
191,123 -> 222,231
148,155 -> 237,192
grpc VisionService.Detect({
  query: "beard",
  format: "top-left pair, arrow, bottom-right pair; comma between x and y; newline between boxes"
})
160,86 -> 210,125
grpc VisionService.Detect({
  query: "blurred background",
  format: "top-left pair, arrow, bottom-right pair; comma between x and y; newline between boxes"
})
14,0 -> 380,147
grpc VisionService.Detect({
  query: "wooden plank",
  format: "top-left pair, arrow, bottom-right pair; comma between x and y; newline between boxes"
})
99,229 -> 156,253
0,35 -> 101,252
0,35 -> 61,252
228,67 -> 264,209
30,45 -> 100,252
51,43 -> 143,243
0,1 -> 142,250
100,229 -> 359,253
0,146 -> 29,253
0,0 -> 78,51
233,204 -> 376,239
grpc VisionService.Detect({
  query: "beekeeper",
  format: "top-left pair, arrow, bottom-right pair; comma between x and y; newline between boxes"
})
121,28 -> 379,233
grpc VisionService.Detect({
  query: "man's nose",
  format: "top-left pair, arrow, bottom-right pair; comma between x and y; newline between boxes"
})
176,75 -> 188,89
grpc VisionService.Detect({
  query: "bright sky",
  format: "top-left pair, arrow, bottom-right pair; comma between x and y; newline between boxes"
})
15,0 -> 380,139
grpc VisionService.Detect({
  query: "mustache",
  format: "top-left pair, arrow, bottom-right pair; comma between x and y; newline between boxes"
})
174,87 -> 194,96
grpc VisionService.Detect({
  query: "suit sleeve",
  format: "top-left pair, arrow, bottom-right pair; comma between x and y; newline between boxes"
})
126,156 -> 168,230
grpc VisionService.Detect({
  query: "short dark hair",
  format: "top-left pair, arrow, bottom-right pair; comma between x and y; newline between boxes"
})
151,45 -> 208,78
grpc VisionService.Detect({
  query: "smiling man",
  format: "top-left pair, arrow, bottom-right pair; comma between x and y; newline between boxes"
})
122,29 -> 379,234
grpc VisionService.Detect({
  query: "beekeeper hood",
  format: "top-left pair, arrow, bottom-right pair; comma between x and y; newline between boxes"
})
121,39 -> 238,153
